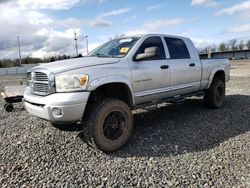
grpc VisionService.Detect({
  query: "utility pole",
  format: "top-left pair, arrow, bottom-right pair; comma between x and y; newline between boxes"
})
74,30 -> 78,57
17,36 -> 22,66
85,35 -> 89,55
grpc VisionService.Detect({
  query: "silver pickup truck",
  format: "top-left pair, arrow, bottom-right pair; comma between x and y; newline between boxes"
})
24,34 -> 230,152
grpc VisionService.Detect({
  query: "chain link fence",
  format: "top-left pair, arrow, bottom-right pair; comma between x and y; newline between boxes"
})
0,64 -> 38,75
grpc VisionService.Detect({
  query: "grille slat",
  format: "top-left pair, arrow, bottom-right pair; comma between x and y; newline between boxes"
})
27,71 -> 52,95
34,83 -> 49,93
35,72 -> 48,82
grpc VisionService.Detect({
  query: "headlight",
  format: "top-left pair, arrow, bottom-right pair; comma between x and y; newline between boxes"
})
55,74 -> 89,92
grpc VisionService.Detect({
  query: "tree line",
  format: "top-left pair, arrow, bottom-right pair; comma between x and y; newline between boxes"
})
0,54 -> 83,68
199,39 -> 250,54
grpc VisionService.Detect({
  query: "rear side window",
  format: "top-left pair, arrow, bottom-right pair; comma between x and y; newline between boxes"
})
136,37 -> 166,60
164,37 -> 190,59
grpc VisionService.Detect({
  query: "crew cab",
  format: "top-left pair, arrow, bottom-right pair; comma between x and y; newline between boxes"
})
24,34 -> 230,152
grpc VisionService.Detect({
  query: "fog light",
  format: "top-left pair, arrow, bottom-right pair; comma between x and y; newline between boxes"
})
52,107 -> 63,117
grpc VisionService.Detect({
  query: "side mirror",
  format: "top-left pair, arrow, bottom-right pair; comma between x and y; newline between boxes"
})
135,47 -> 159,61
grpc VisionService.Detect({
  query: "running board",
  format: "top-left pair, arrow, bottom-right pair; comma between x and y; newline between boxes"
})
133,91 -> 204,110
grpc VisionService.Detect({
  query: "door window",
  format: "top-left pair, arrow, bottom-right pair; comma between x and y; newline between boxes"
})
135,37 -> 166,60
164,37 -> 190,59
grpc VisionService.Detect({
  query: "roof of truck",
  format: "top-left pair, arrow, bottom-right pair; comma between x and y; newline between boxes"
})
124,33 -> 189,40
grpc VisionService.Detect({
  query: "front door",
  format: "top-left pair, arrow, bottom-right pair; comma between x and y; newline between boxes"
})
130,36 -> 171,104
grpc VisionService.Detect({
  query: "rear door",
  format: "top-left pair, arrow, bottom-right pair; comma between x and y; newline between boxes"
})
164,37 -> 202,96
131,36 -> 171,104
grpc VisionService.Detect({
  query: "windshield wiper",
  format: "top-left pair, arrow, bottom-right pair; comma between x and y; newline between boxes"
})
91,53 -> 111,58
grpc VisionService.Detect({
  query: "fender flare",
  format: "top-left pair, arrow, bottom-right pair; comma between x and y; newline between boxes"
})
87,75 -> 135,105
207,65 -> 226,89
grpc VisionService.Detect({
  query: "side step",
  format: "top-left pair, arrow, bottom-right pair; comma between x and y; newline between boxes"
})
171,95 -> 186,104
133,91 -> 204,110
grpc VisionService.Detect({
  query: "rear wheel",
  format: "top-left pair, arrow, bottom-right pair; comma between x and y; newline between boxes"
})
204,78 -> 225,108
83,98 -> 133,152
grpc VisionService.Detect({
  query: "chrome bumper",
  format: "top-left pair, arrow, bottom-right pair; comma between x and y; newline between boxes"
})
24,91 -> 90,123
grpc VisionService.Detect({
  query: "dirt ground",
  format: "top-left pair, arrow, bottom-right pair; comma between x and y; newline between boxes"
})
230,59 -> 250,77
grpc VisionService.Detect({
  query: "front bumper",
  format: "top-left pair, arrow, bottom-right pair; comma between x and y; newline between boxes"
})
24,91 -> 90,123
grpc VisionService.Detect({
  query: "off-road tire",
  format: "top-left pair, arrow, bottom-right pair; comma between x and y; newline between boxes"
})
83,98 -> 133,152
204,78 -> 225,108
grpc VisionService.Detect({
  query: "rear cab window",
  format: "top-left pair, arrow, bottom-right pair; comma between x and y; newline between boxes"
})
164,37 -> 190,59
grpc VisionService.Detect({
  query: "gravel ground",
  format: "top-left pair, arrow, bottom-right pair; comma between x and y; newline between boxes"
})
0,61 -> 249,187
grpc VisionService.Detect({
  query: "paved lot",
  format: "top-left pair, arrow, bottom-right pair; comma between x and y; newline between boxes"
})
0,60 -> 249,187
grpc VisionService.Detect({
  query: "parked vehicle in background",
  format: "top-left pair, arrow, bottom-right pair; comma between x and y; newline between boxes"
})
24,34 -> 230,152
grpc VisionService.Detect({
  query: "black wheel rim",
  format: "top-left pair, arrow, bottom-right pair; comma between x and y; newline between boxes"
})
215,85 -> 224,103
103,111 -> 126,141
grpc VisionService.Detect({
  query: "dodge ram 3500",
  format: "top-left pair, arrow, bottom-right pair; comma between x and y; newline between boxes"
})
24,34 -> 230,152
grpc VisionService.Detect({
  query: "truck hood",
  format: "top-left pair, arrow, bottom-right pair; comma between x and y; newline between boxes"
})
32,57 -> 120,74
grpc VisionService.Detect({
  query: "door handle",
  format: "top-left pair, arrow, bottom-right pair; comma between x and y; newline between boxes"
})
160,65 -> 169,69
189,63 -> 195,67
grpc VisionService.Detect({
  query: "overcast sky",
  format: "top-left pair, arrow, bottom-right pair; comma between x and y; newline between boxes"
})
0,0 -> 250,59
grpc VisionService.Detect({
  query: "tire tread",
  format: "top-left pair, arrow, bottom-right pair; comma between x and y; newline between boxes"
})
204,77 -> 225,109
82,98 -> 132,152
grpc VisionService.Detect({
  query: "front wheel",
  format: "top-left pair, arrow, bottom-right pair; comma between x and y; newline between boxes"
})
204,78 -> 225,108
83,98 -> 133,152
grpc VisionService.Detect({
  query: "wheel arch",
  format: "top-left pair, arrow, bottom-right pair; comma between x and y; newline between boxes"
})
87,76 -> 134,107
207,67 -> 226,89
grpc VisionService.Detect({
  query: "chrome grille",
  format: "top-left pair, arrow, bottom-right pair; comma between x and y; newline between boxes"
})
27,70 -> 54,96
34,83 -> 49,93
35,72 -> 48,82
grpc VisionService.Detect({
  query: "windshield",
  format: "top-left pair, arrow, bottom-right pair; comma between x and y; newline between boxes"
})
89,37 -> 140,58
